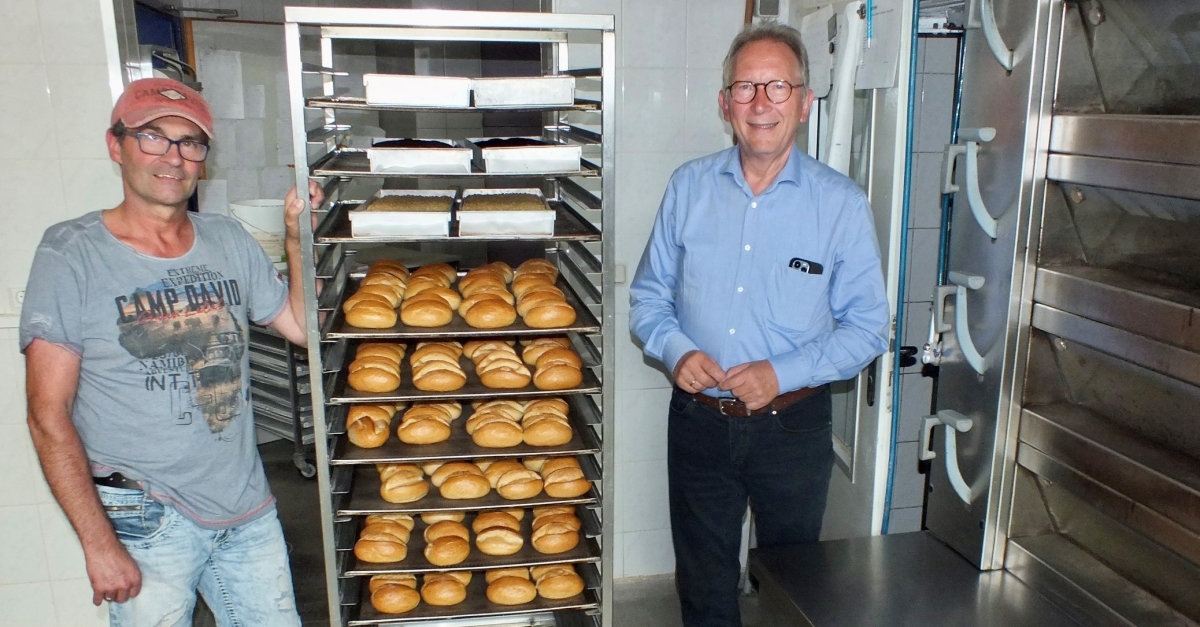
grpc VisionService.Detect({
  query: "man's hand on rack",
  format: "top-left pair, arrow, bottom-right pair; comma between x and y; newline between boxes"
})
719,360 -> 779,411
674,350 -> 726,394
284,179 -> 325,240
85,532 -> 142,605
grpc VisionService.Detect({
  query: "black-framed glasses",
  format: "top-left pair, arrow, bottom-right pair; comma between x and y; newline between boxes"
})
119,130 -> 210,162
725,80 -> 805,104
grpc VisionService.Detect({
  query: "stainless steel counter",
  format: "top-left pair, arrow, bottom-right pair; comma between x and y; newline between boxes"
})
749,532 -> 1080,627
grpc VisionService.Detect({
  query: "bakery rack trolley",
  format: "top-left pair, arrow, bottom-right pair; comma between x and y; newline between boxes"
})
283,8 -> 616,627
249,326 -> 317,478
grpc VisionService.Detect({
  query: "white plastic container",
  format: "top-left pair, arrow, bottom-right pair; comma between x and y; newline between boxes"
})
230,199 -> 286,263
471,76 -> 576,107
349,190 -> 455,238
363,74 -> 471,107
367,139 -> 473,174
466,137 -> 582,174
458,188 -> 555,236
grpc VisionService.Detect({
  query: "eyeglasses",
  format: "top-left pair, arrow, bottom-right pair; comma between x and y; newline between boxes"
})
119,130 -> 210,162
725,80 -> 805,105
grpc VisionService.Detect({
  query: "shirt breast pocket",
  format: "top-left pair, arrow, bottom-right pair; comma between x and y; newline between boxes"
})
767,265 -> 831,331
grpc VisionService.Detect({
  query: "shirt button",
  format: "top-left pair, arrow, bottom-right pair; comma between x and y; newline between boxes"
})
744,244 -> 751,251
737,287 -> 744,293
729,328 -> 736,335
751,202 -> 758,208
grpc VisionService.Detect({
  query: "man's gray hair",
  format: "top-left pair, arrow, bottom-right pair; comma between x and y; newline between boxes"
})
722,22 -> 810,89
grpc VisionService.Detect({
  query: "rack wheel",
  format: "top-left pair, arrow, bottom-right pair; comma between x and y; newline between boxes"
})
295,455 -> 317,479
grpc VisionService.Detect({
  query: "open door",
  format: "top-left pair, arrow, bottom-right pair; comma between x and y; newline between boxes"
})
783,0 -> 915,539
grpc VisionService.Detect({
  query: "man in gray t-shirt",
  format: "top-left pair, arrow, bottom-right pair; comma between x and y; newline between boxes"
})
20,78 -> 321,626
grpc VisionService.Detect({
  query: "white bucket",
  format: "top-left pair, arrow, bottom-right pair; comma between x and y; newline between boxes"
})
230,199 -> 286,263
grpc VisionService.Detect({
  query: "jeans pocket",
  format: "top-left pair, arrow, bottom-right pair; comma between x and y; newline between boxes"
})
772,391 -> 833,435
97,486 -> 172,544
669,388 -> 692,414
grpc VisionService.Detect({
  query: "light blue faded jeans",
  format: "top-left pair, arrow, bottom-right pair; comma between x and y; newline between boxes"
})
97,485 -> 302,627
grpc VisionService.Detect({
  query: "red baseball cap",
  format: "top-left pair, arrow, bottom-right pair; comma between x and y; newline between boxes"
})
110,78 -> 214,139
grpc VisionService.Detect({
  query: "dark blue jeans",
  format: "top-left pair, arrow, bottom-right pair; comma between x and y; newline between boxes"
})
668,385 -> 834,627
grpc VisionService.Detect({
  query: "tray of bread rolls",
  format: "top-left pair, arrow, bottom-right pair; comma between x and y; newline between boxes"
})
346,506 -> 600,575
349,562 -> 600,624
331,395 -> 601,465
326,343 -> 600,403
329,276 -> 600,339
338,457 -> 598,516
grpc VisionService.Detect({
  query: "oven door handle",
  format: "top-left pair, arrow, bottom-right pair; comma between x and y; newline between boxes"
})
919,409 -> 977,504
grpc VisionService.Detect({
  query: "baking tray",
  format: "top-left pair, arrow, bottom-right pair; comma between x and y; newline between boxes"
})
458,188 -> 555,236
327,353 -> 602,404
364,74 -> 472,107
466,137 -> 582,174
329,394 -> 601,465
471,76 -> 575,107
328,278 -> 600,339
344,513 -> 600,575
338,466 -> 598,516
367,139 -> 473,174
337,503 -> 600,553
348,577 -> 599,625
349,190 -> 456,238
316,200 -> 600,244
309,148 -> 600,178
307,96 -> 599,113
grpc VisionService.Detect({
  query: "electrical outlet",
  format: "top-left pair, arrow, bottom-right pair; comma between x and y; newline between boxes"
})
7,287 -> 24,315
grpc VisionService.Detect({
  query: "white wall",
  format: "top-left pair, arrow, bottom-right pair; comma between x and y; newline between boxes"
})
557,0 -> 746,580
0,0 -> 124,624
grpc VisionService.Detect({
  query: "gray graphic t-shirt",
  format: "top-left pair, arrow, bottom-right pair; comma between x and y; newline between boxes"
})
19,210 -> 288,529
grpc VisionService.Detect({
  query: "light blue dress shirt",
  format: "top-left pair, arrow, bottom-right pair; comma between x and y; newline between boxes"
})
629,145 -> 890,397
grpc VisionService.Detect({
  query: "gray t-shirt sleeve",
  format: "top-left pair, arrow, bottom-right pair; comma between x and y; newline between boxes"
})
19,245 -> 84,354
231,223 -> 289,326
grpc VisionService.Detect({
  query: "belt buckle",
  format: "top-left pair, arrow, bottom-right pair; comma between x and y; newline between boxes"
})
718,398 -> 745,417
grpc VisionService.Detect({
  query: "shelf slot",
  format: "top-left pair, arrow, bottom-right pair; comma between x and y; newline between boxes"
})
306,96 -> 598,113
321,25 -> 568,43
558,177 -> 602,211
1047,154 -> 1200,201
302,62 -> 348,76
1049,114 -> 1200,166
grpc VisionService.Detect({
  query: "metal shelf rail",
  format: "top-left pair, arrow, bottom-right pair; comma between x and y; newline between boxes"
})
283,8 -> 615,627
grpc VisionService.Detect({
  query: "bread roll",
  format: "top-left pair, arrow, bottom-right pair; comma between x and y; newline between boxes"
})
487,576 -> 537,605
532,504 -> 575,519
358,284 -> 404,307
380,474 -> 430,504
531,524 -> 580,554
420,578 -> 467,606
543,466 -> 590,498
400,299 -> 454,327
369,259 -> 410,277
431,462 -> 483,487
424,536 -> 470,566
481,460 -> 527,488
463,299 -> 517,329
536,348 -> 583,369
524,302 -> 577,329
532,512 -> 581,532
348,366 -> 401,393
479,366 -> 532,389
370,580 -> 420,613
525,397 -> 569,416
397,418 -> 451,445
423,520 -> 469,543
486,567 -> 530,584
517,258 -> 558,277
540,457 -> 580,475
537,571 -> 585,599
472,420 -> 524,448
412,365 -> 466,392
426,570 -> 472,586
440,472 -> 492,499
533,364 -> 583,391
413,262 -> 458,284
354,523 -> 409,563
356,343 -> 405,363
522,417 -> 572,447
524,457 -> 549,472
472,510 -> 521,533
347,405 -> 392,448
475,527 -> 524,556
369,573 -> 417,593
497,469 -> 544,500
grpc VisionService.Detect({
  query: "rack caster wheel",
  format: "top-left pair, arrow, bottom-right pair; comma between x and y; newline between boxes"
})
295,455 -> 317,479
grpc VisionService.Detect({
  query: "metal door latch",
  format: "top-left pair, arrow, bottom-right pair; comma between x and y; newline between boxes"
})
928,272 -> 989,375
943,127 -> 1006,239
919,409 -> 978,504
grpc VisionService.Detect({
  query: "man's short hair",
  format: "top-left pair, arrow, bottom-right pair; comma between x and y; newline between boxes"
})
722,22 -> 810,89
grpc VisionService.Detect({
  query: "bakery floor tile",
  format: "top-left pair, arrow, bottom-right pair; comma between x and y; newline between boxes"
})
613,575 -> 771,627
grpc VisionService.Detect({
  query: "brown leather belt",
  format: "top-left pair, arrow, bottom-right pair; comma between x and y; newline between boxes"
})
691,385 -> 824,418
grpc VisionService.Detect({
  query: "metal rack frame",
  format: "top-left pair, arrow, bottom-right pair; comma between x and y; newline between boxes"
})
283,8 -> 615,627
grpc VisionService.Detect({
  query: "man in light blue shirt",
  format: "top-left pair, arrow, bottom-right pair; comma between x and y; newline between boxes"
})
629,22 -> 889,627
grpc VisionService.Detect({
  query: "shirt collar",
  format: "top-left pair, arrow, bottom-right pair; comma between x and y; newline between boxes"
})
721,144 -> 806,197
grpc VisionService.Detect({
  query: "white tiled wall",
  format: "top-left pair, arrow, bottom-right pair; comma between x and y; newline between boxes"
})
0,0 -> 123,622
558,0 -> 744,580
887,36 -> 959,535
